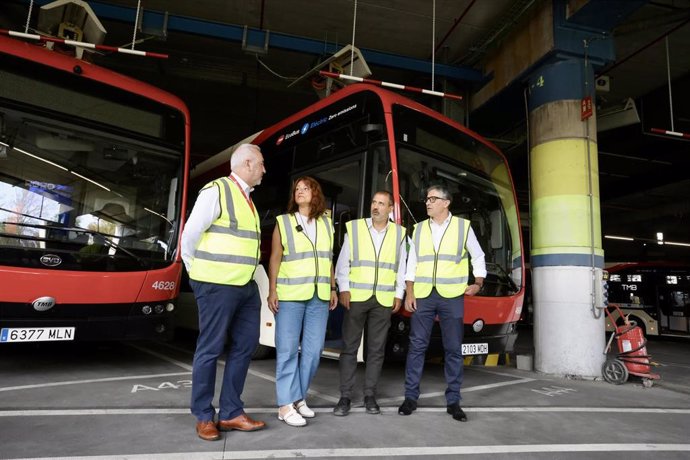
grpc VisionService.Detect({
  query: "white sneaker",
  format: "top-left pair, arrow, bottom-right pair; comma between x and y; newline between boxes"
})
295,400 -> 315,418
278,407 -> 306,427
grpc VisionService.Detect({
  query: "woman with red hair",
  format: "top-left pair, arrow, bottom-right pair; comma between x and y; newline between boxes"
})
268,176 -> 338,427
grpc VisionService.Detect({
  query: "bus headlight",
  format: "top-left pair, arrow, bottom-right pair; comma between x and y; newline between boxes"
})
154,304 -> 164,314
142,305 -> 152,315
166,303 -> 175,312
472,319 -> 484,333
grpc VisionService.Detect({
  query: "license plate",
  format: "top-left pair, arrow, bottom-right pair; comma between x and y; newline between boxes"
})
462,342 -> 488,355
1,327 -> 75,343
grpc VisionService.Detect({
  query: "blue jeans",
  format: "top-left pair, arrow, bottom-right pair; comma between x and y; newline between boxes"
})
275,294 -> 329,406
190,280 -> 260,422
404,289 -> 465,405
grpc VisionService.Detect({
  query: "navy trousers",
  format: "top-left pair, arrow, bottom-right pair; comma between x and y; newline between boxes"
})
190,280 -> 260,421
404,289 -> 465,405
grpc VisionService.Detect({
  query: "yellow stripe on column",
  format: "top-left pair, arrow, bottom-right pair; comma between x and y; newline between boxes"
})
531,139 -> 599,200
532,195 -> 601,248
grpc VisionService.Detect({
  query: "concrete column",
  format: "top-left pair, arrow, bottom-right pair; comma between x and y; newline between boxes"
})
528,59 -> 605,377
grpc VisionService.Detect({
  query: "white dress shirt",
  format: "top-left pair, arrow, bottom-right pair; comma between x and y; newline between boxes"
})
405,213 -> 487,282
180,173 -> 253,273
335,218 -> 408,299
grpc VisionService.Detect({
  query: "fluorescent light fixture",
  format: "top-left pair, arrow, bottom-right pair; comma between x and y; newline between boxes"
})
13,146 -> 68,171
665,241 -> 690,247
604,235 -> 634,241
656,232 -> 664,245
70,171 -> 110,192
10,143 -> 120,196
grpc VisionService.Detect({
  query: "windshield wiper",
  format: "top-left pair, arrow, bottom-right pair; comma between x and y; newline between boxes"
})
0,221 -> 146,266
486,262 -> 519,292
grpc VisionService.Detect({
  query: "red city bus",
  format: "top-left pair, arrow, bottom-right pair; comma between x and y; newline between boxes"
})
187,83 -> 524,360
0,34 -> 190,343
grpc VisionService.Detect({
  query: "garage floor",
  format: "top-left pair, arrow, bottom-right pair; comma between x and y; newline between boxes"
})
1,328 -> 690,459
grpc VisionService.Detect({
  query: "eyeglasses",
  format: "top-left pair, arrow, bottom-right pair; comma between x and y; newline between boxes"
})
424,196 -> 448,203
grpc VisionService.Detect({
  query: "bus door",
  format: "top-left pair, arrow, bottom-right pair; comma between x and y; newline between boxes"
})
293,154 -> 366,360
658,272 -> 690,334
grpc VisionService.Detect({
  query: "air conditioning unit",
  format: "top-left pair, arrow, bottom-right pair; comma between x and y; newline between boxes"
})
597,97 -> 640,132
289,45 -> 371,99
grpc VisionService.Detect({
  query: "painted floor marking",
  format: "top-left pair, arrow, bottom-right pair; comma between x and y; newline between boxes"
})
0,372 -> 191,393
3,406 -> 690,417
377,377 -> 535,404
148,342 -> 340,403
8,443 -> 690,459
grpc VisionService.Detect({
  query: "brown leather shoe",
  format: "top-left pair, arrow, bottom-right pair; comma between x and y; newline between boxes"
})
217,413 -> 266,432
196,420 -> 220,441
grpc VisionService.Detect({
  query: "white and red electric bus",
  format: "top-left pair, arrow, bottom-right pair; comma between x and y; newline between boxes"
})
605,262 -> 690,338
0,33 -> 190,343
186,83 -> 524,360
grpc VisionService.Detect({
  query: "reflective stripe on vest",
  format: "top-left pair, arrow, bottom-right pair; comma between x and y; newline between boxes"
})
348,219 -> 403,306
189,177 -> 260,285
413,216 -> 470,299
276,213 -> 333,301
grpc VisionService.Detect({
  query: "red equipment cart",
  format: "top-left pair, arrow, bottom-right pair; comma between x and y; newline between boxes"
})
602,304 -> 660,387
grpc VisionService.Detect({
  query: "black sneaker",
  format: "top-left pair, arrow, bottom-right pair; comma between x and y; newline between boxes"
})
333,397 -> 351,416
364,395 -> 380,415
397,398 -> 417,415
447,402 -> 468,422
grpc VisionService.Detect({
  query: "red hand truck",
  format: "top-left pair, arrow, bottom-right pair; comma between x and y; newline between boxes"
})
602,304 -> 660,387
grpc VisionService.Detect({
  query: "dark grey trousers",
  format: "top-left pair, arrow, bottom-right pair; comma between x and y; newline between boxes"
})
338,297 -> 392,398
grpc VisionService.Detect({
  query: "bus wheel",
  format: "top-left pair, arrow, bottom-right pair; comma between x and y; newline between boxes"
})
602,358 -> 628,384
252,344 -> 274,360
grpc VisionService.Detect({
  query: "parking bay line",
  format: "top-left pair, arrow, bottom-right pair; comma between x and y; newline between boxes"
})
4,406 -> 689,417
6,443 -> 690,459
377,377 -> 535,404
147,342 -> 340,403
0,371 -> 192,393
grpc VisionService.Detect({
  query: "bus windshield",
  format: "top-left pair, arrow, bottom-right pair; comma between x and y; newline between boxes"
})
0,53 -> 185,271
393,105 -> 522,292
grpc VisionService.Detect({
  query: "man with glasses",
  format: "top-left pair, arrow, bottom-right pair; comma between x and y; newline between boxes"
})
398,185 -> 486,422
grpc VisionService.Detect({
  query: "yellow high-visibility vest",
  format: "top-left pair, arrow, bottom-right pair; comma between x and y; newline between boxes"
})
413,216 -> 470,298
189,177 -> 260,285
347,219 -> 404,306
276,213 -> 333,301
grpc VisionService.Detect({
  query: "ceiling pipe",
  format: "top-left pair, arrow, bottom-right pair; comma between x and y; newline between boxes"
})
259,0 -> 265,30
431,0 -> 477,57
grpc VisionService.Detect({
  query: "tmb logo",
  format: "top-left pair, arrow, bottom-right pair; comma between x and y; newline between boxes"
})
32,296 -> 56,312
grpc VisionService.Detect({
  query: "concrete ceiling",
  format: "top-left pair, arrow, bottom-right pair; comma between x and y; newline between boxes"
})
2,0 -> 690,262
